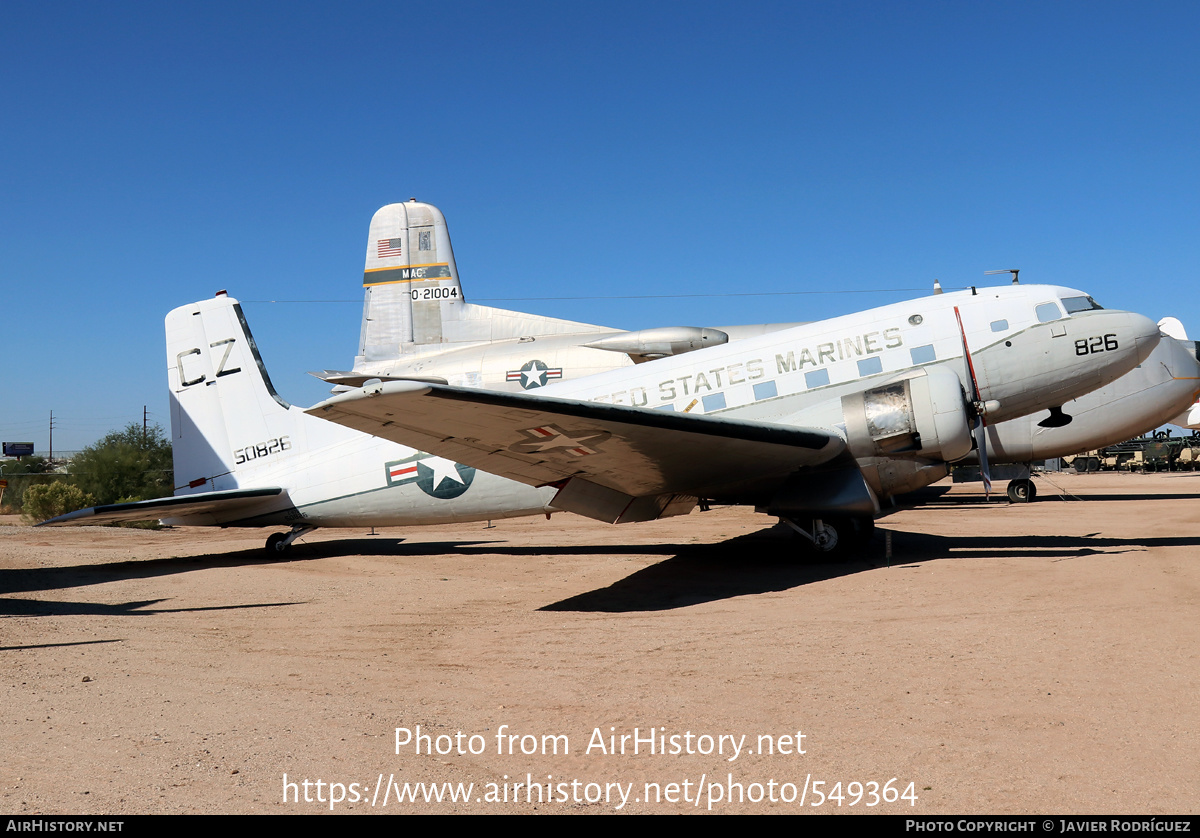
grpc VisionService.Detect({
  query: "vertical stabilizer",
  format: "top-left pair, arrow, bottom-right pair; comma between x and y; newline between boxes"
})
167,293 -> 296,494
358,201 -> 464,363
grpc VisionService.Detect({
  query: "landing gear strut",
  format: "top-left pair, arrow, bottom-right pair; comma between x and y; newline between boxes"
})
265,525 -> 317,556
1006,478 -> 1037,504
781,516 -> 874,557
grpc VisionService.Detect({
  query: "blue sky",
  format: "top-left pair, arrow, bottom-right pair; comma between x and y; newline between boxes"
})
2,1 -> 1197,452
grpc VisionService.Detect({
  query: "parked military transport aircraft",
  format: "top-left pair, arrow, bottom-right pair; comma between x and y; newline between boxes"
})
309,282 -> 1161,549
326,201 -> 1200,508
44,284 -> 1159,554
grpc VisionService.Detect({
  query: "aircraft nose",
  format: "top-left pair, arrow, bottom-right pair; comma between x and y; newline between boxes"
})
975,307 -> 1163,425
1129,312 -> 1162,364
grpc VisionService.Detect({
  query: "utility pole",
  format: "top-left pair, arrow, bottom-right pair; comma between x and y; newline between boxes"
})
49,410 -> 54,463
143,405 -> 148,446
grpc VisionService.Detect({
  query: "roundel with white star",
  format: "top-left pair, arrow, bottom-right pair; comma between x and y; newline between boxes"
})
506,359 -> 564,390
415,459 -> 476,499
385,456 -> 476,499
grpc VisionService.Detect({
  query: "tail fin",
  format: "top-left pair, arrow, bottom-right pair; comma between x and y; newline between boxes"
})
167,292 -> 296,495
355,201 -> 616,368
358,200 -> 465,363
1159,317 -> 1188,341
1171,399 -> 1200,429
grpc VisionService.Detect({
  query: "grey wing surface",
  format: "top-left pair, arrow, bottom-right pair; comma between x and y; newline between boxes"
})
306,381 -> 846,501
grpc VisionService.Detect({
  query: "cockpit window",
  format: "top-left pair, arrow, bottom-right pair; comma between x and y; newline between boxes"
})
1062,295 -> 1104,314
1036,302 -> 1062,323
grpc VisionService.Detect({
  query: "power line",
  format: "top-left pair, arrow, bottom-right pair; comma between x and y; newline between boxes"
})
241,286 -> 960,304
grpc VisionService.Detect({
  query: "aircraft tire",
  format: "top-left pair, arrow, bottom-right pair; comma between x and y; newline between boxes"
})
812,521 -> 840,553
807,516 -> 874,560
266,532 -> 291,556
1006,479 -> 1036,503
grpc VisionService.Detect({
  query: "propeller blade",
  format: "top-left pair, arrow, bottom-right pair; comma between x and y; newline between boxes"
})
976,419 -> 992,497
953,306 -> 992,498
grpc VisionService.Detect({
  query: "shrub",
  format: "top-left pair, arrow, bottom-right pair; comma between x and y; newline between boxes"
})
22,482 -> 96,524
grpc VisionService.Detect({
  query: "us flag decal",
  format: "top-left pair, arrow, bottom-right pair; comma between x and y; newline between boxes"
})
377,238 -> 403,258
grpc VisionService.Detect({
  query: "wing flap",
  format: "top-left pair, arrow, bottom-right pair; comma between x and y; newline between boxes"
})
306,381 -> 845,500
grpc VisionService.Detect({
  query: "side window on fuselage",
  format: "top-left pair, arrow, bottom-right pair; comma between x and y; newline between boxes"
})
1035,302 -> 1062,323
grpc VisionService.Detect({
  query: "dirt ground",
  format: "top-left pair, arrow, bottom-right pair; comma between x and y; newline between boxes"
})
2,472 -> 1199,815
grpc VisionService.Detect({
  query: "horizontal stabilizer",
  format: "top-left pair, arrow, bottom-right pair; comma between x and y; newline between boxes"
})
307,381 -> 845,502
309,370 -> 449,388
39,488 -> 284,526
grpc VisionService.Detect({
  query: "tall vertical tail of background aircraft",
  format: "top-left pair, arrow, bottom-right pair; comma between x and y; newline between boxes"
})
356,201 -> 612,367
358,200 -> 465,360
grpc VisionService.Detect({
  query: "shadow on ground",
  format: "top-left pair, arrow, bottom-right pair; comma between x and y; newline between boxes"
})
540,525 -> 1200,612
7,510 -> 1199,617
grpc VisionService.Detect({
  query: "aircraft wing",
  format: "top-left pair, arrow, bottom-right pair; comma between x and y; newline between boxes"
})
307,381 -> 852,522
39,488 -> 284,526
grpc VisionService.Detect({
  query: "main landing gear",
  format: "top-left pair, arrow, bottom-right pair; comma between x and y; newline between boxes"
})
1006,477 -> 1037,504
781,516 -> 874,557
265,525 -> 317,556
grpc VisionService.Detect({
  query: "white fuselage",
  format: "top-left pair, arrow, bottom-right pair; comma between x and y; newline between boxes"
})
524,286 -> 1156,423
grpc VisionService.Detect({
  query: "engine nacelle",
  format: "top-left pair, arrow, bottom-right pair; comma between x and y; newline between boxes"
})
840,366 -> 973,464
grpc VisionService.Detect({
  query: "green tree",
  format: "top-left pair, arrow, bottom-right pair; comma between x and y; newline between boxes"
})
70,422 -> 173,506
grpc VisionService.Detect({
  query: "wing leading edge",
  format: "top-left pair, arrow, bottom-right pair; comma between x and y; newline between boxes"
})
307,381 -> 867,524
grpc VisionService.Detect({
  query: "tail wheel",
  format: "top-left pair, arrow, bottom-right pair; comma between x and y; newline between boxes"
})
265,525 -> 316,557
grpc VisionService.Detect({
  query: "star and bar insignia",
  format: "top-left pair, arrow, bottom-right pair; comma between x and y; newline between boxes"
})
506,359 -> 564,390
384,454 -> 476,499
509,425 -> 611,457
